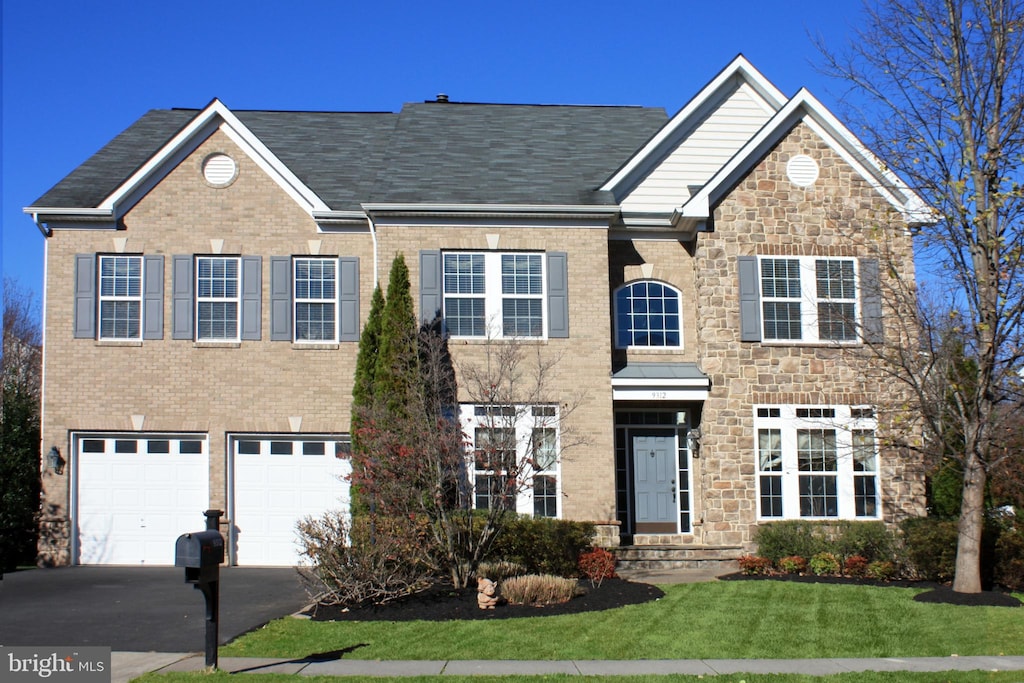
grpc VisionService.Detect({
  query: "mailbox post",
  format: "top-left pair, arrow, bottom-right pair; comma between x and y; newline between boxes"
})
175,510 -> 225,669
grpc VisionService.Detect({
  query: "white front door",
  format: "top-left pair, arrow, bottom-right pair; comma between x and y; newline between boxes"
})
231,437 -> 351,566
633,431 -> 677,530
75,435 -> 209,565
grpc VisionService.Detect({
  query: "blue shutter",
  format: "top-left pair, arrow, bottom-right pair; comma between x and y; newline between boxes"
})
171,255 -> 194,340
338,257 -> 360,342
738,255 -> 762,342
142,255 -> 164,340
420,250 -> 442,326
73,254 -> 96,339
547,251 -> 569,338
240,256 -> 262,341
860,258 -> 883,344
270,256 -> 292,341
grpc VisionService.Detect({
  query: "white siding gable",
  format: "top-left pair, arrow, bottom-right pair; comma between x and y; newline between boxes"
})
620,81 -> 776,216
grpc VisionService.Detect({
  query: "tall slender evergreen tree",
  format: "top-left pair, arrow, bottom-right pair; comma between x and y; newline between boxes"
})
374,254 -> 420,422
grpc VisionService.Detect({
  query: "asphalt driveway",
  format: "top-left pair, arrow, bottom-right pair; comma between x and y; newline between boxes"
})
0,566 -> 309,652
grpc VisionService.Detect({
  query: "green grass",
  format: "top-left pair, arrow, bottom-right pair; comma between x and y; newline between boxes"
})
221,582 -> 1024,661
136,672 -> 1024,683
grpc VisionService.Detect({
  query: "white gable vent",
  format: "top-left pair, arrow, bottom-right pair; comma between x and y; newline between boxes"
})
203,153 -> 238,187
786,154 -> 819,187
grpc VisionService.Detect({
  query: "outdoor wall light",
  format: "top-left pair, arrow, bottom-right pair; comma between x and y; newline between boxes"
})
47,446 -> 66,475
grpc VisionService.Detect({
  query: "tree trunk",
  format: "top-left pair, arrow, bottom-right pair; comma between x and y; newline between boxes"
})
952,454 -> 986,593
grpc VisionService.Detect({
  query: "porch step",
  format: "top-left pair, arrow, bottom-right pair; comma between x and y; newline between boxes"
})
615,545 -> 744,572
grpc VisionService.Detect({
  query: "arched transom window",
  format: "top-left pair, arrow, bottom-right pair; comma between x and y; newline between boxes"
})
615,281 -> 682,348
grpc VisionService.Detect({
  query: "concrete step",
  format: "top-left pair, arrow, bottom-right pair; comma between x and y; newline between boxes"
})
615,545 -> 743,572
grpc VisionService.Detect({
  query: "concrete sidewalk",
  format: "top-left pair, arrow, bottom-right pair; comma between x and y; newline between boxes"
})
117,652 -> 1024,680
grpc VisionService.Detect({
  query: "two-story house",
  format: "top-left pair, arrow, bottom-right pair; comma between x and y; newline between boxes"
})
26,56 -> 928,568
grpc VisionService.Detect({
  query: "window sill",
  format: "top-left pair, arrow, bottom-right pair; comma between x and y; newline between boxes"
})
292,343 -> 340,350
449,337 -> 548,345
194,341 -> 241,349
758,341 -> 862,348
95,340 -> 143,347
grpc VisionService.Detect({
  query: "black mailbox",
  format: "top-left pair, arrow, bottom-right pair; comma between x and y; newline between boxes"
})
175,530 -> 224,584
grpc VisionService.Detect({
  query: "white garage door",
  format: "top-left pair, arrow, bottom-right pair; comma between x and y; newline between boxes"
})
75,435 -> 209,565
231,437 -> 351,566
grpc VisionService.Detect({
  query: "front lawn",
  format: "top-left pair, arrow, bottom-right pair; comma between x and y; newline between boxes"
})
221,581 -> 1024,661
137,672 -> 1024,683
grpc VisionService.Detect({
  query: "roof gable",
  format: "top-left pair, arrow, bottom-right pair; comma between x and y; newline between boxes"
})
676,88 -> 930,227
602,55 -> 787,214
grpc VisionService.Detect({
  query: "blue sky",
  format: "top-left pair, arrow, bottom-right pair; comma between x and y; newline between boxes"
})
2,0 -> 864,306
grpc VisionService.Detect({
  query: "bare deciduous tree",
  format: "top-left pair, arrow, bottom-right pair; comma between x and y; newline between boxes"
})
818,0 -> 1024,592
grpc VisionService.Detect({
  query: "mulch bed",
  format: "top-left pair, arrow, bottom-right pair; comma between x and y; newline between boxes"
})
719,572 -> 1022,607
304,577 -> 665,621
302,572 -> 1020,622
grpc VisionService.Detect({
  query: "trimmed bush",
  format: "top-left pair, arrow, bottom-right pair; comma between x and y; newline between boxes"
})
578,547 -> 616,587
738,555 -> 774,575
866,560 -> 897,580
809,552 -> 841,576
900,517 -> 958,582
844,554 -> 869,577
488,517 -> 596,577
994,523 -> 1024,591
502,574 -> 580,606
831,521 -> 897,563
778,555 -> 807,574
755,520 -> 897,565
754,521 -> 829,562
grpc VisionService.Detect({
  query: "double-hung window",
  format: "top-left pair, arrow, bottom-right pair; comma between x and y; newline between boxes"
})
98,255 -> 142,340
196,256 -> 240,340
294,258 -> 337,342
463,404 -> 561,518
756,256 -> 860,343
755,405 -> 880,520
443,252 -> 545,338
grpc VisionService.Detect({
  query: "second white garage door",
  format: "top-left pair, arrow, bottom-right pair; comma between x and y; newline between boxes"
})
231,436 -> 351,566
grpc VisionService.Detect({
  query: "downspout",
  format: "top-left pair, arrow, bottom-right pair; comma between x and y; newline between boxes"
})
366,213 -> 379,287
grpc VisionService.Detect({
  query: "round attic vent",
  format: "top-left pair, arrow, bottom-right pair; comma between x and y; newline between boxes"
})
203,153 -> 238,187
786,155 -> 819,187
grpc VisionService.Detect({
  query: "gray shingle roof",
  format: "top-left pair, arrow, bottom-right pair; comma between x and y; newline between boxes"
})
31,109 -> 196,208
372,102 -> 667,206
30,101 -> 668,212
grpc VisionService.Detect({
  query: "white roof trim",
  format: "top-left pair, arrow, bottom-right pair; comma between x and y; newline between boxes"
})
362,203 -> 619,215
600,55 -> 788,194
97,99 -> 330,217
677,88 -> 931,224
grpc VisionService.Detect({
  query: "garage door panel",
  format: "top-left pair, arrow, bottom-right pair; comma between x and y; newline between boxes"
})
76,437 -> 209,565
233,438 -> 351,566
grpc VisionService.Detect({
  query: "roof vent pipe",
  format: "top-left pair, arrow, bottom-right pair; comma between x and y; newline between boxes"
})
435,93 -> 449,103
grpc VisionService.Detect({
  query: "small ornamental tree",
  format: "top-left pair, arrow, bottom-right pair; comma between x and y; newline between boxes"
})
347,253 -> 584,588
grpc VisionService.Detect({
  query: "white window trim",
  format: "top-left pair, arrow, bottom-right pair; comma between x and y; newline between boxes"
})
613,280 -> 684,350
443,251 -> 548,340
196,256 -> 241,341
754,405 -> 880,520
759,256 -> 860,344
293,257 -> 339,343
461,404 -> 561,517
98,254 -> 143,341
